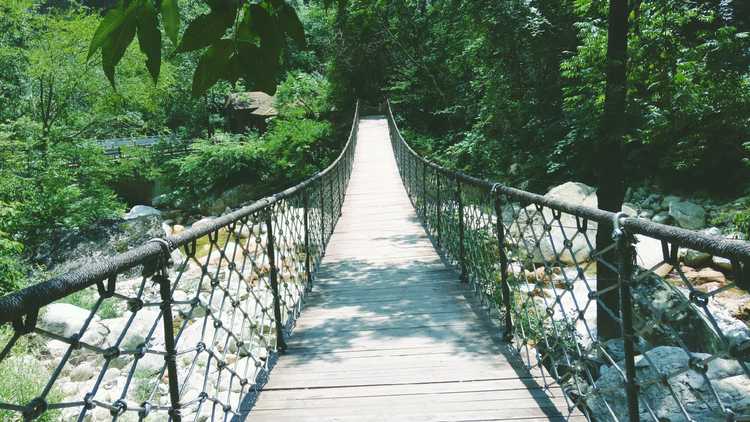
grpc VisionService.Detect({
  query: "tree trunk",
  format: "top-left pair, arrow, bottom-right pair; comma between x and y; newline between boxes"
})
596,0 -> 629,340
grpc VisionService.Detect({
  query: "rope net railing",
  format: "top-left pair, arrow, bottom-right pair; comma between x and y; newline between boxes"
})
387,101 -> 750,422
0,103 -> 359,421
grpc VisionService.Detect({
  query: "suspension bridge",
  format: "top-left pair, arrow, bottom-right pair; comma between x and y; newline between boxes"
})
0,103 -> 749,421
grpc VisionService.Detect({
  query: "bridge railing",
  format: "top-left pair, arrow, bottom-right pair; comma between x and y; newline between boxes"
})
387,101 -> 750,422
0,103 -> 359,421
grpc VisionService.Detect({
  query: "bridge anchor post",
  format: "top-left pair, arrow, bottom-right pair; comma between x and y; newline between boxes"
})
265,212 -> 287,352
613,213 -> 640,422
456,178 -> 468,284
492,186 -> 513,342
303,191 -> 312,291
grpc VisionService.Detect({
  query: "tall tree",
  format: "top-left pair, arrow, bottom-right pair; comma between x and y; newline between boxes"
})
596,0 -> 629,340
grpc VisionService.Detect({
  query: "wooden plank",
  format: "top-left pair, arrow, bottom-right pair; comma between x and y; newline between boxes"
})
245,117 -> 579,421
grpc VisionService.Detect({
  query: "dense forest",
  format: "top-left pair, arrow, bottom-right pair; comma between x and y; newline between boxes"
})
1,0 -> 749,293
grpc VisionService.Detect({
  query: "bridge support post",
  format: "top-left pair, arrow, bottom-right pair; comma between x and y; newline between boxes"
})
320,178 -> 326,249
456,178 -> 468,283
436,175 -> 442,248
421,161 -> 427,218
151,240 -> 182,421
329,175 -> 335,237
493,188 -> 513,341
613,215 -> 640,422
303,191 -> 312,291
265,213 -> 287,352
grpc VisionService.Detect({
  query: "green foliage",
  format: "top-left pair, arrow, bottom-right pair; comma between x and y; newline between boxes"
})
89,0 -> 307,96
0,127 -> 124,249
162,132 -> 268,202
327,0 -> 750,195
0,229 -> 25,296
0,329 -> 62,421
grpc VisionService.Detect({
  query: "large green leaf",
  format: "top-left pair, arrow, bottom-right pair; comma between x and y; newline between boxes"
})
136,1 -> 161,83
88,0 -> 142,60
102,12 -> 138,88
160,0 -> 180,45
176,8 -> 237,53
192,39 -> 234,96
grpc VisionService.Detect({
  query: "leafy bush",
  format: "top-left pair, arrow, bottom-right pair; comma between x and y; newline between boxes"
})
160,132 -> 270,206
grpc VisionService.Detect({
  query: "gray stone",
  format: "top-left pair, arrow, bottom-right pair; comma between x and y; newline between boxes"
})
40,303 -> 94,338
70,363 -> 96,382
586,346 -> 750,421
622,202 -> 638,216
669,200 -> 706,229
661,195 -> 682,209
639,210 -> 654,219
701,226 -> 722,237
511,182 -> 598,265
652,211 -> 673,225
124,205 -> 162,220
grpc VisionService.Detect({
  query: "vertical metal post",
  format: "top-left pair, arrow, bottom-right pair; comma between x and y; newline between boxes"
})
303,191 -> 312,290
328,174 -> 335,236
614,215 -> 639,422
337,164 -> 343,217
152,242 -> 181,422
421,161 -> 427,218
320,178 -> 326,248
265,213 -> 287,352
436,175 -> 442,248
493,188 -> 513,340
456,178 -> 468,283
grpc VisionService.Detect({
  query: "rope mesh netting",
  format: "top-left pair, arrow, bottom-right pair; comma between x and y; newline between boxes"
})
0,105 -> 359,421
387,101 -> 750,421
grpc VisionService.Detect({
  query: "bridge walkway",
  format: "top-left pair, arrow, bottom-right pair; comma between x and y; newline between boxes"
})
246,117 -> 579,421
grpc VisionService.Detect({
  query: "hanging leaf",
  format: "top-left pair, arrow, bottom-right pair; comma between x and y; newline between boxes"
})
192,39 -> 234,96
176,8 -> 237,53
136,1 -> 161,83
160,0 -> 180,45
88,0 -> 143,60
102,12 -> 138,88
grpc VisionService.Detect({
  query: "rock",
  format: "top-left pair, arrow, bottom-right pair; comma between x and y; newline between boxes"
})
701,226 -> 722,237
34,215 -> 165,278
622,202 -> 638,216
660,195 -> 682,209
511,182 -> 598,265
712,256 -> 733,271
669,200 -> 706,229
632,272 -> 722,354
634,234 -> 669,272
586,346 -> 750,421
639,210 -> 654,219
652,211 -> 673,225
684,268 -> 727,286
124,205 -> 162,220
642,193 -> 662,209
104,309 -> 163,350
40,303 -> 95,338
682,248 -> 713,267
172,224 -> 186,235
70,363 -> 96,382
733,302 -> 750,323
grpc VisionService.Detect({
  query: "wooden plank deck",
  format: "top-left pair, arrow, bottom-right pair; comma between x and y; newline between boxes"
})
246,117 -> 578,421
